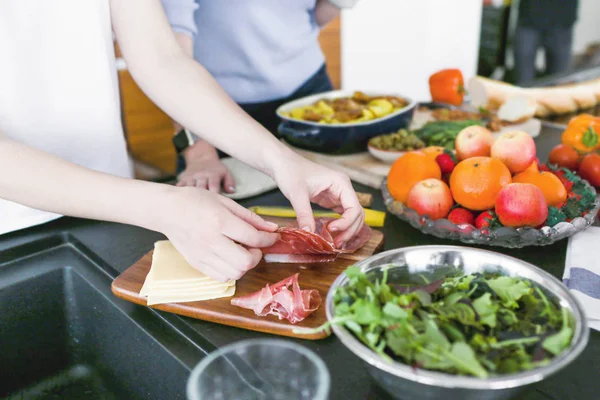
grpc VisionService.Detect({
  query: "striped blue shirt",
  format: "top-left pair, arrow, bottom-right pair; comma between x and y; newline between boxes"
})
161,0 -> 325,104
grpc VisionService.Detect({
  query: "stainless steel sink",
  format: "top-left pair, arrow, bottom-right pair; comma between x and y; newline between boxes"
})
0,234 -> 210,400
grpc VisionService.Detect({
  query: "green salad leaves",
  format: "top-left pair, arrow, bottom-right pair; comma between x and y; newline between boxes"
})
305,266 -> 574,378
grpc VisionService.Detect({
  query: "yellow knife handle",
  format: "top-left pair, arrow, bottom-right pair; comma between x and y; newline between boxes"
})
248,206 -> 385,228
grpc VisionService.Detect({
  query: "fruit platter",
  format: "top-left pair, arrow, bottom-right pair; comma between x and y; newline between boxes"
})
382,114 -> 600,248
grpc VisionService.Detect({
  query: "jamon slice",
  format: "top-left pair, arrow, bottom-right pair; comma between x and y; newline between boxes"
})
262,254 -> 337,264
264,227 -> 335,255
230,273 -> 321,324
261,217 -> 372,263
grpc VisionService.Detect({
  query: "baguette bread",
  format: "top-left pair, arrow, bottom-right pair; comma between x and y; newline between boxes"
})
468,76 -> 600,117
497,94 -> 537,123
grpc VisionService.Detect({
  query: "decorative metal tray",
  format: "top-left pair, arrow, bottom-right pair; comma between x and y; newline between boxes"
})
382,177 -> 600,248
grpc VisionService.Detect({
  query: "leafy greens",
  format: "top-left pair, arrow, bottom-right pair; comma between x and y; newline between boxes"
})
303,266 -> 574,378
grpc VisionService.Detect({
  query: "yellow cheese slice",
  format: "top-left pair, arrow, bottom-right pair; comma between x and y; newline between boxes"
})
147,240 -> 234,282
143,280 -> 234,291
142,282 -> 234,297
139,240 -> 236,304
147,285 -> 235,306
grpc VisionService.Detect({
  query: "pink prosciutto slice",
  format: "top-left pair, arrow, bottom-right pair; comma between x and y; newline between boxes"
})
261,217 -> 372,263
230,273 -> 321,324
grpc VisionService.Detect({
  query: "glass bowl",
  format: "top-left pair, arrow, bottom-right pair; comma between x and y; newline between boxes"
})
186,339 -> 330,400
381,177 -> 600,248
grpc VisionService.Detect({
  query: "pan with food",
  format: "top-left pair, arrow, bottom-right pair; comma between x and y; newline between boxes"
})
276,90 -> 416,154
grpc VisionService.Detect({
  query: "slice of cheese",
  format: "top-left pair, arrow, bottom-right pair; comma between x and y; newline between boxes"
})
146,240 -> 234,283
140,240 -> 236,305
143,280 -> 234,291
147,285 -> 235,306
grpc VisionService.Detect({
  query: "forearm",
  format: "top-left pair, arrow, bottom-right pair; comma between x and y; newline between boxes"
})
315,0 -> 341,27
170,32 -> 194,132
131,53 -> 287,174
169,31 -> 222,165
0,136 -> 171,232
110,0 -> 295,176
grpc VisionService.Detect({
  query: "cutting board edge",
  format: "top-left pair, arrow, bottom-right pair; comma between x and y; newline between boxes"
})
110,273 -> 332,340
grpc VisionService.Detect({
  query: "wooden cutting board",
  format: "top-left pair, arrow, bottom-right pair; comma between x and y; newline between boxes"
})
111,217 -> 385,340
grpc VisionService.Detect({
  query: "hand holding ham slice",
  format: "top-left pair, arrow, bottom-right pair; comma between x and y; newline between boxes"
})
230,273 -> 321,324
260,217 -> 372,263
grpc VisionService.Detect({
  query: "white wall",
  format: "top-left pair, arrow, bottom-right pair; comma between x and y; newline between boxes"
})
340,0 -> 483,102
573,0 -> 600,54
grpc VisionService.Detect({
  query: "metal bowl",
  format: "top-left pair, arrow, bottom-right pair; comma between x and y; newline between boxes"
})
325,246 -> 589,400
276,90 -> 417,155
381,177 -> 600,248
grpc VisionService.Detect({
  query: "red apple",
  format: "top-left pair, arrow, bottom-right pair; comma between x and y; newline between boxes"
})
491,131 -> 537,174
455,125 -> 494,160
407,178 -> 454,220
495,183 -> 548,227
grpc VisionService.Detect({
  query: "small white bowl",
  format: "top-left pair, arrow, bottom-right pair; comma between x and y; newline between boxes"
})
367,143 -> 406,164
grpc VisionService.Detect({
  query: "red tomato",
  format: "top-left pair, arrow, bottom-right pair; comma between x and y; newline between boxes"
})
578,153 -> 600,187
548,144 -> 580,170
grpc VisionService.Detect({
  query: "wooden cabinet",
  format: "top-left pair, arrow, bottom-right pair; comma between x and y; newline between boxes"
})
320,17 -> 341,90
117,17 -> 341,178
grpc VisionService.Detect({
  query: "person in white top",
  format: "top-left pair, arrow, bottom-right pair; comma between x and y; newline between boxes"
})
0,0 -> 364,283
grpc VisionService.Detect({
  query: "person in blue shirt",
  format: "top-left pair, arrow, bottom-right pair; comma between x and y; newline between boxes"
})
161,0 -> 358,193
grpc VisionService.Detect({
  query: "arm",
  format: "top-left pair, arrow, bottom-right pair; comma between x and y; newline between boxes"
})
0,132 -> 277,282
160,0 -> 196,132
168,32 -> 194,133
110,0 -> 364,241
0,133 -> 168,232
315,0 -> 341,27
168,29 -> 235,193
316,0 -> 363,27
160,1 -> 236,192
110,0 -> 288,176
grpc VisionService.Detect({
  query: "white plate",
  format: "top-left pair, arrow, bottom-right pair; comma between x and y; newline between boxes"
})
219,158 -> 278,200
495,118 -> 542,138
367,144 -> 405,164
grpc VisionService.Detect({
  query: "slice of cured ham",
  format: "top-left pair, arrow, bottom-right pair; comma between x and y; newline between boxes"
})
230,273 -> 321,324
261,217 -> 372,263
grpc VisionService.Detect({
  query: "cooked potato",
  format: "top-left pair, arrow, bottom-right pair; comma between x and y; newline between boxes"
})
285,92 -> 407,124
368,99 -> 394,117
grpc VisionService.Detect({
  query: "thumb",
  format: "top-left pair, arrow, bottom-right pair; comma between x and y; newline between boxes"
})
288,191 -> 315,232
223,171 -> 236,193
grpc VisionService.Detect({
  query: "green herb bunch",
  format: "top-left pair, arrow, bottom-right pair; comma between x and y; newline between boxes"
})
312,267 -> 574,379
413,120 -> 485,150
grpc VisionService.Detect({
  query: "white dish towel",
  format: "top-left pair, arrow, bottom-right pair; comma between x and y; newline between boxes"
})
564,226 -> 600,331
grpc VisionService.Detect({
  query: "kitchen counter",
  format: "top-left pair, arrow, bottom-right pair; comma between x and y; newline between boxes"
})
1,124 -> 599,400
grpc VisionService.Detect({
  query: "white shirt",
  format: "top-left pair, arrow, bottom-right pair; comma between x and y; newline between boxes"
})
0,0 -> 133,235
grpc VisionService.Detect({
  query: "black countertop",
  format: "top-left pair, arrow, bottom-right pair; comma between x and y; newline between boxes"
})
1,125 -> 598,400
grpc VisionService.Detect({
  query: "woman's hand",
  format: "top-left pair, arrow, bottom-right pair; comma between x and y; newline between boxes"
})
177,140 -> 236,193
158,187 -> 279,282
271,153 -> 365,248
177,155 -> 235,193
